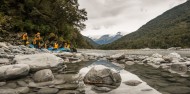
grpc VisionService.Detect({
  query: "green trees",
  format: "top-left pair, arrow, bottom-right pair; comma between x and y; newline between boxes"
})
0,0 -> 92,48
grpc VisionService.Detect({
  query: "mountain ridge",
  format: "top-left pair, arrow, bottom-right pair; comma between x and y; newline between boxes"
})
94,32 -> 123,45
100,1 -> 190,49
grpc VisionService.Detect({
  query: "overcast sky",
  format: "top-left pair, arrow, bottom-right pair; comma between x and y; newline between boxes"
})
78,0 -> 187,38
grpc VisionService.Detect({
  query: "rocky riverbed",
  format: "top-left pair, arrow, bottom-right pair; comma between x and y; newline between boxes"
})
1,42 -> 190,94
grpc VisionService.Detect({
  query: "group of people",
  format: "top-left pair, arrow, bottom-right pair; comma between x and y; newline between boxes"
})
22,32 -> 71,50
53,41 -> 71,50
22,32 -> 42,48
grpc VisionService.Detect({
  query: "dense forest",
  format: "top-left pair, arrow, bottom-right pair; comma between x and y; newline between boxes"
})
100,0 -> 190,49
0,0 -> 93,48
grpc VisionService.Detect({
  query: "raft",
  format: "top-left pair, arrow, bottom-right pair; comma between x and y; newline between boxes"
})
29,44 -> 71,52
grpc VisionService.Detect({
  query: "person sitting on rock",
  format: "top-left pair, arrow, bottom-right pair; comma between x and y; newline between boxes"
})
66,42 -> 70,49
64,41 -> 67,48
22,33 -> 28,46
34,32 -> 41,48
54,42 -> 59,50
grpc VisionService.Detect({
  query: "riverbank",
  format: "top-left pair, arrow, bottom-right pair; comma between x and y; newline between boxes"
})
0,42 -> 162,94
1,42 -> 190,94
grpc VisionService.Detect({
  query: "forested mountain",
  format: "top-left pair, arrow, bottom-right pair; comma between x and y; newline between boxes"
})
94,32 -> 123,45
100,0 -> 190,49
0,0 -> 93,48
83,36 -> 99,48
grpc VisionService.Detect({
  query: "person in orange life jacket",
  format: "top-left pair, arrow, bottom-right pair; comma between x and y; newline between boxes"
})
33,32 -> 41,48
54,41 -> 59,50
22,33 -> 28,46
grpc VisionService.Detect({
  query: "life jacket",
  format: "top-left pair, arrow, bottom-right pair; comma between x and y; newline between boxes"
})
22,33 -> 28,40
44,44 -> 47,49
26,41 -> 30,45
67,44 -> 70,49
54,43 -> 58,49
33,39 -> 37,44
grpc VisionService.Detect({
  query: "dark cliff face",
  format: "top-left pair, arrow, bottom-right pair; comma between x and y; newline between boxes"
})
100,1 -> 190,49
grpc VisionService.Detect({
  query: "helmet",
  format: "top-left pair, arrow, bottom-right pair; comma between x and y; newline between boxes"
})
26,41 -> 30,44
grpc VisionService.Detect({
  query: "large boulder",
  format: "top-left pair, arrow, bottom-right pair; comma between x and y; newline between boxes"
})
169,63 -> 188,74
14,53 -> 64,71
165,52 -> 182,62
0,42 -> 9,49
0,64 -> 30,80
83,65 -> 121,89
33,69 -> 54,82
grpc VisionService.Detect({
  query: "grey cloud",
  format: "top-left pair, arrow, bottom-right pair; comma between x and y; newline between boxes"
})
79,0 -> 187,34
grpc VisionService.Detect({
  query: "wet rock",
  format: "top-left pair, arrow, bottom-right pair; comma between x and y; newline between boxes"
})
0,82 -> 6,86
152,53 -> 162,58
123,80 -> 142,86
83,65 -> 121,88
54,52 -> 74,58
0,58 -> 9,64
16,87 -> 30,94
92,86 -> 112,92
109,53 -> 124,60
2,47 -> 11,53
0,53 -> 9,58
6,82 -> 18,89
169,63 -> 187,74
55,83 -> 78,90
14,53 -> 64,71
57,90 -> 80,94
160,64 -> 171,70
146,57 -> 165,65
0,48 -> 5,54
29,79 -> 65,88
116,55 -> 125,61
17,80 -> 28,87
0,42 -> 9,49
147,63 -> 160,68
0,64 -> 30,80
33,69 -> 54,82
165,52 -> 182,63
0,89 -> 17,94
125,56 -> 135,61
37,88 -> 59,94
141,88 -> 153,91
184,61 -> 190,66
112,62 -> 125,69
163,56 -> 173,63
125,61 -> 135,66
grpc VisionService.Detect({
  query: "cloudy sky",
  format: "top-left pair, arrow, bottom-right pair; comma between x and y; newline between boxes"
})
78,0 -> 187,38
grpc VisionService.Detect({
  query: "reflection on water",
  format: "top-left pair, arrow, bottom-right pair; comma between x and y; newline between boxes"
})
76,60 -> 161,94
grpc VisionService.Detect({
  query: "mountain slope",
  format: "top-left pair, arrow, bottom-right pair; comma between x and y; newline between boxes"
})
100,1 -> 190,49
95,32 -> 123,45
83,36 -> 99,48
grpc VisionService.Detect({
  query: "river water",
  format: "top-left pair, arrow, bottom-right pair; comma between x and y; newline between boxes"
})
65,60 -> 161,94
